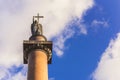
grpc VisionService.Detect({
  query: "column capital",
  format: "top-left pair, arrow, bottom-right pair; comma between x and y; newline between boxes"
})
23,40 -> 52,64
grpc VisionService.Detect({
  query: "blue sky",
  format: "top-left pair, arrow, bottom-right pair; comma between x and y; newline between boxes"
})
50,0 -> 120,80
0,0 -> 120,80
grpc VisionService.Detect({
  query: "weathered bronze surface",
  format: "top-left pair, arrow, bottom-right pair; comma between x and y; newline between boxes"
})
31,13 -> 44,36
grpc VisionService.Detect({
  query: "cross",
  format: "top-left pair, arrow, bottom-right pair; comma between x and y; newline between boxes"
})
33,13 -> 44,22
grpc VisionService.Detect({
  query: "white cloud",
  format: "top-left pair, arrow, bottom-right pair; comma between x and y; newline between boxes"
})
91,19 -> 109,27
53,21 -> 87,56
92,33 -> 120,80
49,77 -> 55,80
53,26 -> 75,56
0,66 -> 10,80
0,65 -> 27,80
0,0 -> 94,80
0,0 -> 94,65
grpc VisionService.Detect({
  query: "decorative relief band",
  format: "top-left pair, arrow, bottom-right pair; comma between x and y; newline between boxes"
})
24,43 -> 52,63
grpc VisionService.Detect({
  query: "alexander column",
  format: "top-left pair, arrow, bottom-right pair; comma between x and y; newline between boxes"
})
23,14 -> 52,80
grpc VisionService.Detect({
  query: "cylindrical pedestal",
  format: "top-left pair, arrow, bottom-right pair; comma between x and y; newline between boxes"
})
27,50 -> 48,80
